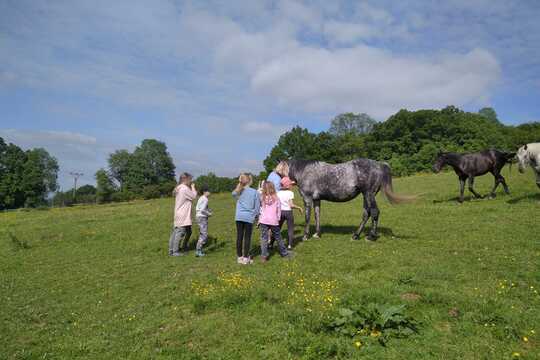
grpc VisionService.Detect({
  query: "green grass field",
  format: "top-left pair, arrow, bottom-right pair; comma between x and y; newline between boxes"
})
1,169 -> 539,359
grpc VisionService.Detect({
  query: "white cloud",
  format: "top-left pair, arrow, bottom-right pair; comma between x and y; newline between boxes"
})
242,121 -> 289,136
324,21 -> 375,44
249,46 -> 500,118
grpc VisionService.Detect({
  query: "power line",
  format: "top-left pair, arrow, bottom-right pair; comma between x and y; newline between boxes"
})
69,172 -> 83,202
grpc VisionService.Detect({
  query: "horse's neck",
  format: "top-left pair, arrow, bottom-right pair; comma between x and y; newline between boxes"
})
445,154 -> 463,169
527,144 -> 540,164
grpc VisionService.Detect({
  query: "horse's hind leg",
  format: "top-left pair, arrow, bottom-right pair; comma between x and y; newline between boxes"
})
367,194 -> 380,241
352,196 -> 370,240
500,175 -> 510,194
468,177 -> 483,199
313,200 -> 321,238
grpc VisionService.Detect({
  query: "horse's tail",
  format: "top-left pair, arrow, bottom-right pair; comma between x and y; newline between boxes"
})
503,152 -> 516,174
381,162 -> 416,204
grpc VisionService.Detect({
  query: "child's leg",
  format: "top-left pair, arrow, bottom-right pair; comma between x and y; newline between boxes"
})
196,217 -> 208,251
286,211 -> 295,247
260,224 -> 270,258
271,225 -> 288,256
243,222 -> 253,258
179,226 -> 192,252
236,221 -> 244,258
169,227 -> 181,255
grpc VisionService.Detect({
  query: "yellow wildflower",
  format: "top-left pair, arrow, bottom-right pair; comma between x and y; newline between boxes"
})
354,341 -> 362,348
523,336 -> 529,342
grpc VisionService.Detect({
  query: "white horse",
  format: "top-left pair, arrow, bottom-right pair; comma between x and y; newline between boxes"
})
516,142 -> 540,188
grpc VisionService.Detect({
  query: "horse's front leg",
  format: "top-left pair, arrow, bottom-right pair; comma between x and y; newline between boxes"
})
458,177 -> 466,203
313,200 -> 321,238
302,197 -> 312,241
535,169 -> 540,189
468,177 -> 483,199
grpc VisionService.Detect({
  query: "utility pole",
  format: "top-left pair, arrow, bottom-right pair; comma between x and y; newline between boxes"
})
69,172 -> 83,203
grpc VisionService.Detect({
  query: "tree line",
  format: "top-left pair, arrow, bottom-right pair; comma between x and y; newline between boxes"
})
2,105 -> 539,209
264,106 -> 540,176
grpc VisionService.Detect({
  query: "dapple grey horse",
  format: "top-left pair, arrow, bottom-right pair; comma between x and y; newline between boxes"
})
285,159 -> 413,241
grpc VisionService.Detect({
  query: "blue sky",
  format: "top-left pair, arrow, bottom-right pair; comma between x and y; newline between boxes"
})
1,0 -> 539,189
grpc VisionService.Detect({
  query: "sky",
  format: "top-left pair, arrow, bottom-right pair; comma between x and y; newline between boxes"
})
1,0 -> 539,189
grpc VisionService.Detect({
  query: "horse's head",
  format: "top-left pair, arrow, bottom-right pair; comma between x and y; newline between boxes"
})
275,160 -> 290,178
516,144 -> 529,173
432,152 -> 446,173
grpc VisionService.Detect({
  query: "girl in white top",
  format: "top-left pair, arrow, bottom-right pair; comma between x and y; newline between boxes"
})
277,177 -> 303,249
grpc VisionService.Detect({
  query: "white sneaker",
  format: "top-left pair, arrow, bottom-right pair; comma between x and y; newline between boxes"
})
244,257 -> 253,264
237,257 -> 244,264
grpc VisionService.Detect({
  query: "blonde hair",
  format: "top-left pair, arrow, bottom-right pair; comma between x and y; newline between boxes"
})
234,173 -> 252,194
275,161 -> 289,177
261,181 -> 278,205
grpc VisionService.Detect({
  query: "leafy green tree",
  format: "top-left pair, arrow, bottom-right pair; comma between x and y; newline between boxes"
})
263,126 -> 321,171
95,169 -> 115,203
478,107 -> 499,124
0,138 -> 27,209
195,172 -> 237,193
108,150 -> 131,190
329,112 -> 377,136
76,184 -> 96,196
20,148 -> 58,207
123,139 -> 175,193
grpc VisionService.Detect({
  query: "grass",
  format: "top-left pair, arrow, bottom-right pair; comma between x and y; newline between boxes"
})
1,168 -> 539,359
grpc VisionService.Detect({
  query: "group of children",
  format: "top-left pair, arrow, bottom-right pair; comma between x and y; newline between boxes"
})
168,163 -> 302,265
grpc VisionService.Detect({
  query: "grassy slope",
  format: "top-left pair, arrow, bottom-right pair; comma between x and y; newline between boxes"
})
1,169 -> 539,359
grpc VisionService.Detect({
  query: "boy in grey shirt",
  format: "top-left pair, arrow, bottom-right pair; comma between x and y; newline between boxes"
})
195,187 -> 212,257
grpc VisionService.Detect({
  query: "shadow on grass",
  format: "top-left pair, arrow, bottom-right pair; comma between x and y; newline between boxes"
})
319,225 -> 413,240
506,193 -> 540,204
185,236 -> 226,253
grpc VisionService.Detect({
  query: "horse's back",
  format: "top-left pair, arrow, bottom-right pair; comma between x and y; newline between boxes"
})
292,158 -> 379,201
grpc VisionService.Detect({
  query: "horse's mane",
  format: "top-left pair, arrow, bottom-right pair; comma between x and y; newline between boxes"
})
288,159 -> 319,177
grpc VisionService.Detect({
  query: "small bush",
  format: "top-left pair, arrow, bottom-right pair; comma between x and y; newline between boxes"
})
325,303 -> 418,347
142,185 -> 161,200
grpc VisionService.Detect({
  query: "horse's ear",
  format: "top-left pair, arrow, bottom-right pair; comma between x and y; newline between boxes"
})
524,144 -> 528,150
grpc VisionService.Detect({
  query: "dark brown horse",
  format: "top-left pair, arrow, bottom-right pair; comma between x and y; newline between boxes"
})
432,149 -> 515,202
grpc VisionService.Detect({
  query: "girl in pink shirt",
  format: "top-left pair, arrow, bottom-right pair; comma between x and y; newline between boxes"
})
259,181 -> 291,262
168,172 -> 197,256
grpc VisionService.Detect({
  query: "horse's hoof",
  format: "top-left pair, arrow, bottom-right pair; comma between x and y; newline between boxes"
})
312,233 -> 320,239
351,234 -> 359,241
488,194 -> 496,199
366,234 -> 378,242
302,236 -> 309,241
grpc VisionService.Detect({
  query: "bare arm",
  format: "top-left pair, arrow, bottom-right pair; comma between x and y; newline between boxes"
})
288,199 -> 303,214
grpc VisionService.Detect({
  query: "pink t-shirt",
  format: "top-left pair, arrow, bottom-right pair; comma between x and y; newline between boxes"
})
259,195 -> 281,226
173,184 -> 197,227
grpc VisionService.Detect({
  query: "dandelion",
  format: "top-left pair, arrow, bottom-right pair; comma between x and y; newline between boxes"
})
531,330 -> 535,334
354,341 -> 362,348
523,336 -> 529,342
512,352 -> 520,358
370,330 -> 382,337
